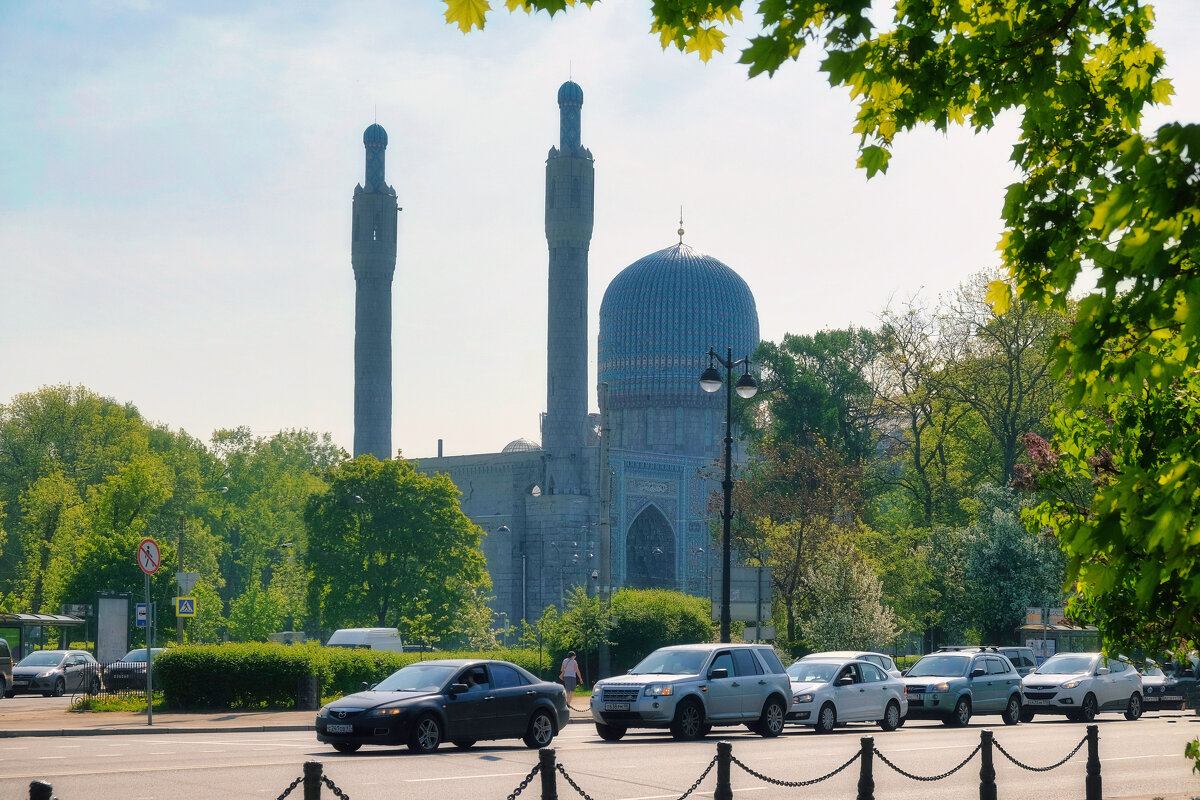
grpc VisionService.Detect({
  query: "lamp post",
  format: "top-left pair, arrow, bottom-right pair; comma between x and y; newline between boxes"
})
699,347 -> 758,643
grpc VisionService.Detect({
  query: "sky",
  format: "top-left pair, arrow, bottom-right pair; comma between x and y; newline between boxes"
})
2,1 -> 1198,461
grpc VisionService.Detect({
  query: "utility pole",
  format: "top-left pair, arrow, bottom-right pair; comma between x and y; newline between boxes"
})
598,382 -> 612,678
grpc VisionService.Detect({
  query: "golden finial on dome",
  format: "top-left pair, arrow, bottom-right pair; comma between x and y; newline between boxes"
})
678,206 -> 685,244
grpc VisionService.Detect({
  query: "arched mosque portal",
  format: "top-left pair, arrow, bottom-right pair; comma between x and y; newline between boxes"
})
625,506 -> 676,589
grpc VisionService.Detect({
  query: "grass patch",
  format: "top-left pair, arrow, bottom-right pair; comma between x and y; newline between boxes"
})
70,693 -> 166,713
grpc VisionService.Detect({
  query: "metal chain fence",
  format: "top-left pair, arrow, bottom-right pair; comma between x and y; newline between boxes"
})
505,763 -> 542,800
320,774 -> 351,800
874,742 -> 983,781
993,735 -> 1088,772
274,775 -> 303,800
730,749 -> 862,787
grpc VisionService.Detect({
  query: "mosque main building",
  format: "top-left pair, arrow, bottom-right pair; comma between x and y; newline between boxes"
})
352,81 -> 760,624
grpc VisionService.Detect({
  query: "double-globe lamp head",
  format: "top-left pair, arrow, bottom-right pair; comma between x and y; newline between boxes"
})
699,361 -> 758,399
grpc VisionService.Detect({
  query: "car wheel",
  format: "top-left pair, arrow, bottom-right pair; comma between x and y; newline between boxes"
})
596,722 -> 626,741
452,739 -> 476,750
523,710 -> 556,749
3,690 -> 12,699
1002,695 -> 1021,725
670,698 -> 705,741
0,679 -> 5,699
51,678 -> 66,698
699,724 -> 713,737
815,702 -> 837,733
332,742 -> 361,754
407,713 -> 443,753
880,701 -> 902,732
757,697 -> 786,737
944,697 -> 970,727
1124,693 -> 1143,721
1019,707 -> 1035,723
1079,693 -> 1098,722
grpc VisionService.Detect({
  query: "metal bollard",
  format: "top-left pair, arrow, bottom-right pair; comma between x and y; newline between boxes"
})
857,736 -> 875,800
979,730 -> 996,800
714,741 -> 732,800
539,747 -> 558,800
29,781 -> 53,800
1085,724 -> 1102,800
303,761 -> 324,800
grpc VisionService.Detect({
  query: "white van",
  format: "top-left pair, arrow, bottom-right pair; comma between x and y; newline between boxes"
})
325,628 -> 406,652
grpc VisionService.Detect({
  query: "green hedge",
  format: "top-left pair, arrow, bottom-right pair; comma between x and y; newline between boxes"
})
154,643 -> 552,710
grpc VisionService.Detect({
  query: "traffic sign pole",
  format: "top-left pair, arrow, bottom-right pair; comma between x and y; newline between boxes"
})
145,571 -> 153,727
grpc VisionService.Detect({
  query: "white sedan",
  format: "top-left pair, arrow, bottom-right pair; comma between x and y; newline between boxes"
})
786,657 -> 908,733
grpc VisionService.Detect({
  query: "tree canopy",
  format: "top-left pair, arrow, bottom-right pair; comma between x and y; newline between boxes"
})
450,0 -> 1200,653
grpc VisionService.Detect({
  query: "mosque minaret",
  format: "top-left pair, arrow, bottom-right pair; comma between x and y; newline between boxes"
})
351,123 -> 399,459
542,80 -> 594,494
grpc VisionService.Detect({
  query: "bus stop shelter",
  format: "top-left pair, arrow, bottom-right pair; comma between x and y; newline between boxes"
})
0,613 -> 87,660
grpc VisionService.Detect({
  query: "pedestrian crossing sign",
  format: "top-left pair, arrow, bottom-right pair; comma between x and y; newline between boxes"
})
176,596 -> 197,617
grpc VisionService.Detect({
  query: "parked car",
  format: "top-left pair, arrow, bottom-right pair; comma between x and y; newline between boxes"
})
316,659 -> 568,754
102,648 -> 167,690
800,650 -> 902,678
0,638 -> 12,699
1020,652 -> 1142,722
1150,654 -> 1200,710
589,643 -> 791,742
936,646 -> 1039,677
787,657 -> 908,733
901,651 -> 1023,726
1137,661 -> 1172,711
10,650 -> 100,697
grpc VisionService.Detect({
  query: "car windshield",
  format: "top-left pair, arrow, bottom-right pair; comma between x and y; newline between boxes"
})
1036,655 -> 1097,674
373,664 -> 457,692
120,650 -> 160,663
630,649 -> 708,675
18,652 -> 64,667
787,662 -> 839,683
1141,667 -> 1165,677
907,655 -> 970,677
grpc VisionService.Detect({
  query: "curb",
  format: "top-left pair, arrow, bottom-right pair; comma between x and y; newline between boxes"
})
0,716 -> 594,738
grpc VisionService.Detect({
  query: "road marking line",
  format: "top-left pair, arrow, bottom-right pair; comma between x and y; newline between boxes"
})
404,772 -> 530,783
36,757 -> 66,760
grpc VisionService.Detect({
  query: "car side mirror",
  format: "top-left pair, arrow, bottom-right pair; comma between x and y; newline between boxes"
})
836,676 -> 854,686
1096,667 -> 1110,675
448,683 -> 469,695
971,667 -> 986,678
360,682 -> 370,692
708,668 -> 729,680
901,669 -> 909,677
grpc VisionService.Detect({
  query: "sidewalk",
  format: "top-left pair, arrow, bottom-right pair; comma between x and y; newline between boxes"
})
0,700 -> 595,738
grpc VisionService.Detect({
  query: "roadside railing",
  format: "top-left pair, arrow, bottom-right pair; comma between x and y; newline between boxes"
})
22,725 -> 1106,800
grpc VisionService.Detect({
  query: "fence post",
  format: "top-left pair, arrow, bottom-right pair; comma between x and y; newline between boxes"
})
1085,725 -> 1101,800
303,761 -> 323,800
714,741 -> 732,800
857,736 -> 875,800
978,729 -> 996,800
539,747 -> 558,800
29,781 -> 53,800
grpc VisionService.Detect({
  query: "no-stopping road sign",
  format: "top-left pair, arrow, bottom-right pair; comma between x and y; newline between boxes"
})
137,538 -> 161,575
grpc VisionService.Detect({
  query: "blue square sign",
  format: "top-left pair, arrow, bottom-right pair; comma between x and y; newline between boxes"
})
135,603 -> 148,628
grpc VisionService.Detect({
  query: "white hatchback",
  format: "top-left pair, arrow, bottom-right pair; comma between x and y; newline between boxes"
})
787,657 -> 908,733
1021,652 -> 1143,722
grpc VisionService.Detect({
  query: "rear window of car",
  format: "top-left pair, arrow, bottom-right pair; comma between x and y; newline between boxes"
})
756,648 -> 786,674
490,663 -> 527,689
986,657 -> 1009,675
733,649 -> 763,676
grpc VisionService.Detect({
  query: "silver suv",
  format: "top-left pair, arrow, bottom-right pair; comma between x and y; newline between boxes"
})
589,643 -> 791,741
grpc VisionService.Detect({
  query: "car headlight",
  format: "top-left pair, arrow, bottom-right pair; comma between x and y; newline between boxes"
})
318,705 -> 330,717
1062,680 -> 1080,689
36,671 -> 56,679
644,684 -> 674,697
932,682 -> 950,692
369,707 -> 405,717
793,693 -> 814,704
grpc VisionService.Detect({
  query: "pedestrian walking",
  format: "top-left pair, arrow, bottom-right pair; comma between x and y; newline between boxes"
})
560,650 -> 583,700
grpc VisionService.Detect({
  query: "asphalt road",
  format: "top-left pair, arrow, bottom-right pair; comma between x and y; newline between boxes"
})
2,712 -> 1197,800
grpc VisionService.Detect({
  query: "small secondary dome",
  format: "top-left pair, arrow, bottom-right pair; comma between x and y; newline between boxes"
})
557,80 -> 583,106
502,437 -> 542,453
363,124 -> 388,147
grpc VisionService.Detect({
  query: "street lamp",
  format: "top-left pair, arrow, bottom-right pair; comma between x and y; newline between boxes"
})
699,347 -> 757,643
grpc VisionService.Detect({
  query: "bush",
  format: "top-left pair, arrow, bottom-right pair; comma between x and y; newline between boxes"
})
609,589 -> 714,674
154,643 -> 553,709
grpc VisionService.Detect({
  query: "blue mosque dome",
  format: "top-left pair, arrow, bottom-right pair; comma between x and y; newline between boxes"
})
557,80 -> 583,106
501,437 -> 542,453
599,242 -> 759,414
363,123 -> 388,147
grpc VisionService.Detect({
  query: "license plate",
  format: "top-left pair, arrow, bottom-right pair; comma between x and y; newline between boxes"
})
326,724 -> 354,734
1163,695 -> 1183,701
907,692 -> 923,700
1025,698 -> 1049,705
604,702 -> 629,711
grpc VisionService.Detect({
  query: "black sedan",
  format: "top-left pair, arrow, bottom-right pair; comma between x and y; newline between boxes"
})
316,659 -> 569,754
102,648 -> 166,691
